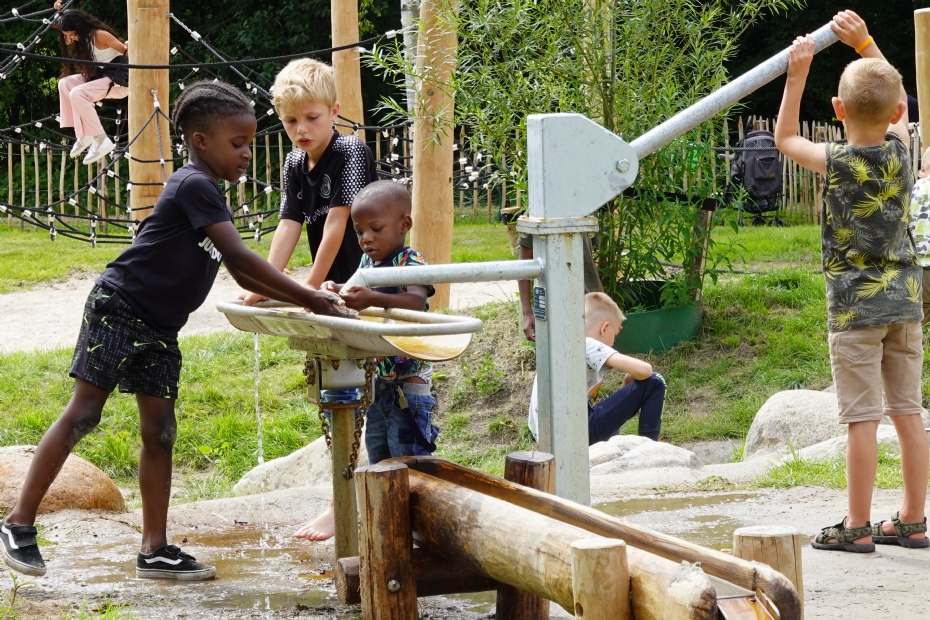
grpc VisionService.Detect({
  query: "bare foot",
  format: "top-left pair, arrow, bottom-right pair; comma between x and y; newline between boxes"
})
294,504 -> 335,540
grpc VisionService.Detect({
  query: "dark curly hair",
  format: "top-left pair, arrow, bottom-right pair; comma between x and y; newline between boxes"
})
57,9 -> 123,79
171,80 -> 255,143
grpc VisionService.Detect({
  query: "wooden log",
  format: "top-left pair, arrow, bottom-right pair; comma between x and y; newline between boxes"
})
410,0 -> 459,309
407,469 -> 716,620
687,198 -> 715,301
332,0 -> 366,142
497,452 -> 553,620
335,547 -> 498,605
356,462 -> 417,620
733,526 -> 803,618
127,0 -> 172,220
6,142 -> 11,226
58,146 -> 66,216
331,405 -> 360,561
570,538 -> 631,620
397,457 -> 802,620
265,134 -> 271,212
918,9 -> 930,148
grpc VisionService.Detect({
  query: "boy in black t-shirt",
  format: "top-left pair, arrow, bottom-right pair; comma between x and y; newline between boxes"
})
0,81 -> 345,581
240,58 -> 377,303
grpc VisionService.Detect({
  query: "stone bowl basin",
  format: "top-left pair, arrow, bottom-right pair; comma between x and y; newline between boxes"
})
216,300 -> 481,361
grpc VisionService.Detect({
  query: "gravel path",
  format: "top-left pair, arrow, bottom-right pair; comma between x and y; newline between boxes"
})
0,269 -> 518,354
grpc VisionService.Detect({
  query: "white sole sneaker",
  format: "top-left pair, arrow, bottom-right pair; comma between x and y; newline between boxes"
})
136,565 -> 216,581
69,136 -> 92,159
83,137 -> 115,165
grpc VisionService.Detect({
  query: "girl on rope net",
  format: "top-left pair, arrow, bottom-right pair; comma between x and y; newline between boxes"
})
53,3 -> 128,165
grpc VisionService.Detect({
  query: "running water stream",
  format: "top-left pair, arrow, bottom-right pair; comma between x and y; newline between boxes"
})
253,333 -> 270,556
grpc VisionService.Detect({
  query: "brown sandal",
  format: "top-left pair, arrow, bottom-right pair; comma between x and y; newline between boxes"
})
811,518 -> 874,553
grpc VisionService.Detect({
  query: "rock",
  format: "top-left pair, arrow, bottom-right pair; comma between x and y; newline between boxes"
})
745,390 -> 930,460
789,425 -> 901,462
0,446 -> 125,514
233,436 -> 369,495
589,436 -> 702,474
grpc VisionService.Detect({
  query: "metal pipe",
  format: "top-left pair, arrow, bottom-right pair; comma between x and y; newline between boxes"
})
630,21 -> 839,160
342,259 -> 544,289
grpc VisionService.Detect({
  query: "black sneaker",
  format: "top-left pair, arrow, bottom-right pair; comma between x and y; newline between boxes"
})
0,519 -> 47,576
136,545 -> 216,581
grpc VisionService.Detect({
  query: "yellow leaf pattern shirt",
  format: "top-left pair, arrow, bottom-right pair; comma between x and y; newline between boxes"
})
822,134 -> 920,332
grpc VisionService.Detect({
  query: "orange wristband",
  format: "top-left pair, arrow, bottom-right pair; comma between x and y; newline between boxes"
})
855,36 -> 874,55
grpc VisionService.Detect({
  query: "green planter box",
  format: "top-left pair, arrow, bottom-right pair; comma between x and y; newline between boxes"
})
612,281 -> 702,354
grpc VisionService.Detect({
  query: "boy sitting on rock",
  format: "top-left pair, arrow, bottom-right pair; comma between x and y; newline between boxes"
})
527,292 -> 666,445
774,10 -> 928,552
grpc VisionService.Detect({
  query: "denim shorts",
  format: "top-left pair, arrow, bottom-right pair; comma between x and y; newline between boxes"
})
364,378 -> 438,464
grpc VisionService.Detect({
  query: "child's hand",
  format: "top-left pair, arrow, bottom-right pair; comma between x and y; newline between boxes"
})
621,373 -> 634,387
339,285 -> 377,311
832,10 -> 870,50
787,35 -> 814,78
321,280 -> 340,294
239,290 -> 269,306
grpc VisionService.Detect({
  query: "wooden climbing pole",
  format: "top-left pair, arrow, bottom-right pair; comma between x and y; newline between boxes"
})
127,0 -> 172,220
332,0 -> 366,142
917,9 -> 930,147
410,0 -> 459,309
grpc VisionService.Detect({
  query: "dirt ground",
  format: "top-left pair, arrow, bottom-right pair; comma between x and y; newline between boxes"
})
4,483 -> 930,620
0,269 -> 518,354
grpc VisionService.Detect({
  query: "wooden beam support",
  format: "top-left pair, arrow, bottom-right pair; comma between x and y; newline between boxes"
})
917,9 -> 930,148
356,462 -> 417,620
332,0 -> 365,142
407,468 -> 715,619
127,0 -> 172,220
330,406 -> 359,561
335,548 -> 498,605
570,538 -> 631,620
497,452 -> 553,620
410,0 -> 459,309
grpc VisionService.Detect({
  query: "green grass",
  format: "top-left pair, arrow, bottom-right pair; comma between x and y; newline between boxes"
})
712,223 -> 820,270
0,332 -> 322,485
0,222 -> 512,292
755,445 -> 907,489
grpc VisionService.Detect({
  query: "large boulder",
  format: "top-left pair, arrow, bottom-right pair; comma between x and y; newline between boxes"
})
744,390 -> 930,460
788,425 -> 901,463
0,446 -> 125,514
589,436 -> 702,474
234,436 -> 369,495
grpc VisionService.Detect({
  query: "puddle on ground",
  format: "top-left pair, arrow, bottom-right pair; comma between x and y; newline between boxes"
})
596,492 -> 761,550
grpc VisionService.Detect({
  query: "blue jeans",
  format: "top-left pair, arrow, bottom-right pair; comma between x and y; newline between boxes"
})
365,378 -> 438,464
588,372 -> 666,445
320,389 -> 361,425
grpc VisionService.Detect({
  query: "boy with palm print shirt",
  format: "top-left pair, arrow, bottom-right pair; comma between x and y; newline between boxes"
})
774,11 -> 927,553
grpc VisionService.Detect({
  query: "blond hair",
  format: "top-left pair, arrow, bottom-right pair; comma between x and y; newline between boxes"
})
584,292 -> 625,331
837,58 -> 902,126
272,58 -> 337,113
922,146 -> 930,175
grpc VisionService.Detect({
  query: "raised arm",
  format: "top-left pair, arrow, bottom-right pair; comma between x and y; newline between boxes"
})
774,35 -> 827,175
832,10 -> 909,142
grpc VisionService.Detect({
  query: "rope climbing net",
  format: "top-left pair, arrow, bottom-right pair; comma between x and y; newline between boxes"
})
0,3 -> 511,245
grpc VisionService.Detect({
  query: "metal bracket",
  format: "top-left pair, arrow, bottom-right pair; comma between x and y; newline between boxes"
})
515,215 -> 599,237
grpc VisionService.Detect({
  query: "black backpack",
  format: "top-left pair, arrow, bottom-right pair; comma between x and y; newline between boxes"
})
731,130 -> 782,201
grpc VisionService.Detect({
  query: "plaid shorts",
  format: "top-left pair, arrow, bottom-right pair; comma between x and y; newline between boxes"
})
69,284 -> 182,399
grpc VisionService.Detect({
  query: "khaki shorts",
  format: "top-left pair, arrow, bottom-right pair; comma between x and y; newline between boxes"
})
828,322 -> 924,424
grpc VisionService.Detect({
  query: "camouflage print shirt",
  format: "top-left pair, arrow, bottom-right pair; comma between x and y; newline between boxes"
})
360,246 -> 436,382
822,133 -> 921,332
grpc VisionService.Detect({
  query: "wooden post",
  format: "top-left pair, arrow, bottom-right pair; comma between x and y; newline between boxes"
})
497,452 -> 554,620
570,539 -> 631,620
332,0 -> 366,143
330,403 -> 360,561
918,10 -> 930,148
410,0 -> 459,309
6,143 -> 11,226
58,146 -> 66,215
356,462 -> 417,620
687,198 -> 716,301
127,0 -> 172,220
733,526 -> 803,619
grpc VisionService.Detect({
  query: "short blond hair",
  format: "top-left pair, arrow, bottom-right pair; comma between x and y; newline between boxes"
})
272,58 -> 337,113
837,58 -> 902,126
922,147 -> 930,175
584,292 -> 625,331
